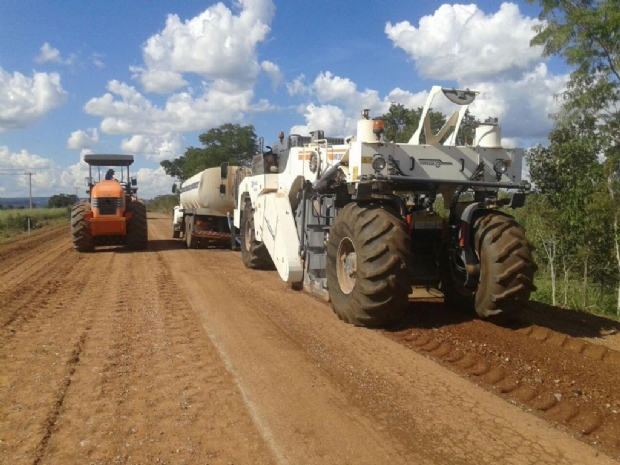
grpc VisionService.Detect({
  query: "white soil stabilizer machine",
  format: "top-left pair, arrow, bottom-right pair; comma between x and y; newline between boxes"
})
172,164 -> 250,248
233,86 -> 537,327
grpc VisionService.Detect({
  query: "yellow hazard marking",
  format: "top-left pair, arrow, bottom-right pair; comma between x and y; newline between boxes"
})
353,166 -> 359,181
361,156 -> 373,164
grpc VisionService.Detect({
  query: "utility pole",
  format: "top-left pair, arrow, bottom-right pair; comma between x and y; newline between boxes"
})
0,171 -> 37,208
25,172 -> 36,209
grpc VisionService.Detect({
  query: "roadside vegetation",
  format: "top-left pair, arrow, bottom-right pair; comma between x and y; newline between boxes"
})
147,194 -> 178,214
0,208 -> 69,240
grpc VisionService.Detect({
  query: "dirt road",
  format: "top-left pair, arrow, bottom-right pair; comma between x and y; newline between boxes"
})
1,213 -> 619,464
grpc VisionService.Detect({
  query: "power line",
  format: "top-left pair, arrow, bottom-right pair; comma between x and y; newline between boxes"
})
0,171 -> 37,209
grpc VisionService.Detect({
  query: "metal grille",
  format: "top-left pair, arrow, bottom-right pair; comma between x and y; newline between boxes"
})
93,197 -> 122,215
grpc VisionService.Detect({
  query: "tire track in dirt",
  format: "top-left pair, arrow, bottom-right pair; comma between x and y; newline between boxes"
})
36,238 -> 275,464
0,248 -> 85,331
0,248 -> 110,464
0,224 -> 68,279
382,302 -> 620,457
33,331 -> 88,465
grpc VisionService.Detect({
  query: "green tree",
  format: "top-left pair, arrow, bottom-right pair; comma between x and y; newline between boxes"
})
161,123 -> 258,181
380,104 -> 448,143
47,194 -> 78,208
525,127 -> 612,308
526,0 -> 620,147
380,104 -> 480,145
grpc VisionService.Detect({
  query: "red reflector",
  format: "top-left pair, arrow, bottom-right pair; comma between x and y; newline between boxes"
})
459,222 -> 466,247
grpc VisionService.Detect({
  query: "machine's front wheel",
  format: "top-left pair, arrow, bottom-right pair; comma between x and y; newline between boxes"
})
326,203 -> 412,328
71,202 -> 94,252
240,201 -> 273,269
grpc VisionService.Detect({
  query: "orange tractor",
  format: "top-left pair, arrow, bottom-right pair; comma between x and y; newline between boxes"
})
71,154 -> 148,252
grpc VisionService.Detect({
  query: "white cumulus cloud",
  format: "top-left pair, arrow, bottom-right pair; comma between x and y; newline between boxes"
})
121,132 -> 186,162
385,3 -> 543,82
0,68 -> 68,132
261,60 -> 282,90
469,63 -> 568,140
35,42 -> 76,65
286,72 -> 429,137
67,128 -> 99,149
85,79 -> 256,134
133,0 -> 275,93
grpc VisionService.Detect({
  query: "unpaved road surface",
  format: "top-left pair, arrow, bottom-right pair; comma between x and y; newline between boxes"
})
1,213 -> 620,464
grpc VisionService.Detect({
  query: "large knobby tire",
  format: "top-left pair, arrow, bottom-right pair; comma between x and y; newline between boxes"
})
326,203 -> 413,328
125,201 -> 148,250
71,202 -> 94,252
240,201 -> 273,269
473,213 -> 536,319
444,212 -> 536,321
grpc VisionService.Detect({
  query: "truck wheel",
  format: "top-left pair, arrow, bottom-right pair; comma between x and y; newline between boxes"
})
185,216 -> 199,249
126,201 -> 148,250
172,224 -> 181,239
444,212 -> 536,320
326,203 -> 412,328
71,202 -> 94,252
240,201 -> 273,269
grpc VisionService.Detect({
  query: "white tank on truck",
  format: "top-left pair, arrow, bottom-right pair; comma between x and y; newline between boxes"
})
172,163 -> 249,248
233,85 -> 537,328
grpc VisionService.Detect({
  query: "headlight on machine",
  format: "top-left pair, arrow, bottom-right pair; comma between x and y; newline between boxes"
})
493,159 -> 508,175
372,155 -> 386,172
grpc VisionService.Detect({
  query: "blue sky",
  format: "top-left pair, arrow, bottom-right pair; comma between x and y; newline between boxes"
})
0,0 -> 567,198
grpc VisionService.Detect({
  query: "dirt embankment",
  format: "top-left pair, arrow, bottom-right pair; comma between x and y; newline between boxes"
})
1,214 -> 619,464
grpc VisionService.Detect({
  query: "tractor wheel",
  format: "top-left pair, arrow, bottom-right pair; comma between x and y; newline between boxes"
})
240,201 -> 273,269
326,203 -> 412,328
125,201 -> 148,250
444,212 -> 536,321
71,202 -> 94,252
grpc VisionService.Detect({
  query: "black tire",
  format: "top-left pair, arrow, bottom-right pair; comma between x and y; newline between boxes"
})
326,203 -> 412,328
185,215 -> 199,249
172,224 -> 181,239
230,226 -> 238,250
71,202 -> 94,252
126,201 -> 148,250
444,212 -> 536,320
240,201 -> 273,269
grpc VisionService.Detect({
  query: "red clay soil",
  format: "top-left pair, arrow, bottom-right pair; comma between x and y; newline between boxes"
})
0,215 -> 618,464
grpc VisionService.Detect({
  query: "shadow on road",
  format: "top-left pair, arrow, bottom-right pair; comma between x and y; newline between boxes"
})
392,298 -> 619,341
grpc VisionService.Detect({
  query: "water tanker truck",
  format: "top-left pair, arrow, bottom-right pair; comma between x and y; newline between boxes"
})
233,86 -> 537,327
173,164 -> 249,248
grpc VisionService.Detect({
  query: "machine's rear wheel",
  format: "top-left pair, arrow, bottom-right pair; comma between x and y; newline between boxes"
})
185,215 -> 199,249
240,201 -> 273,269
71,202 -> 94,252
326,203 -> 412,328
126,201 -> 148,250
444,212 -> 536,321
